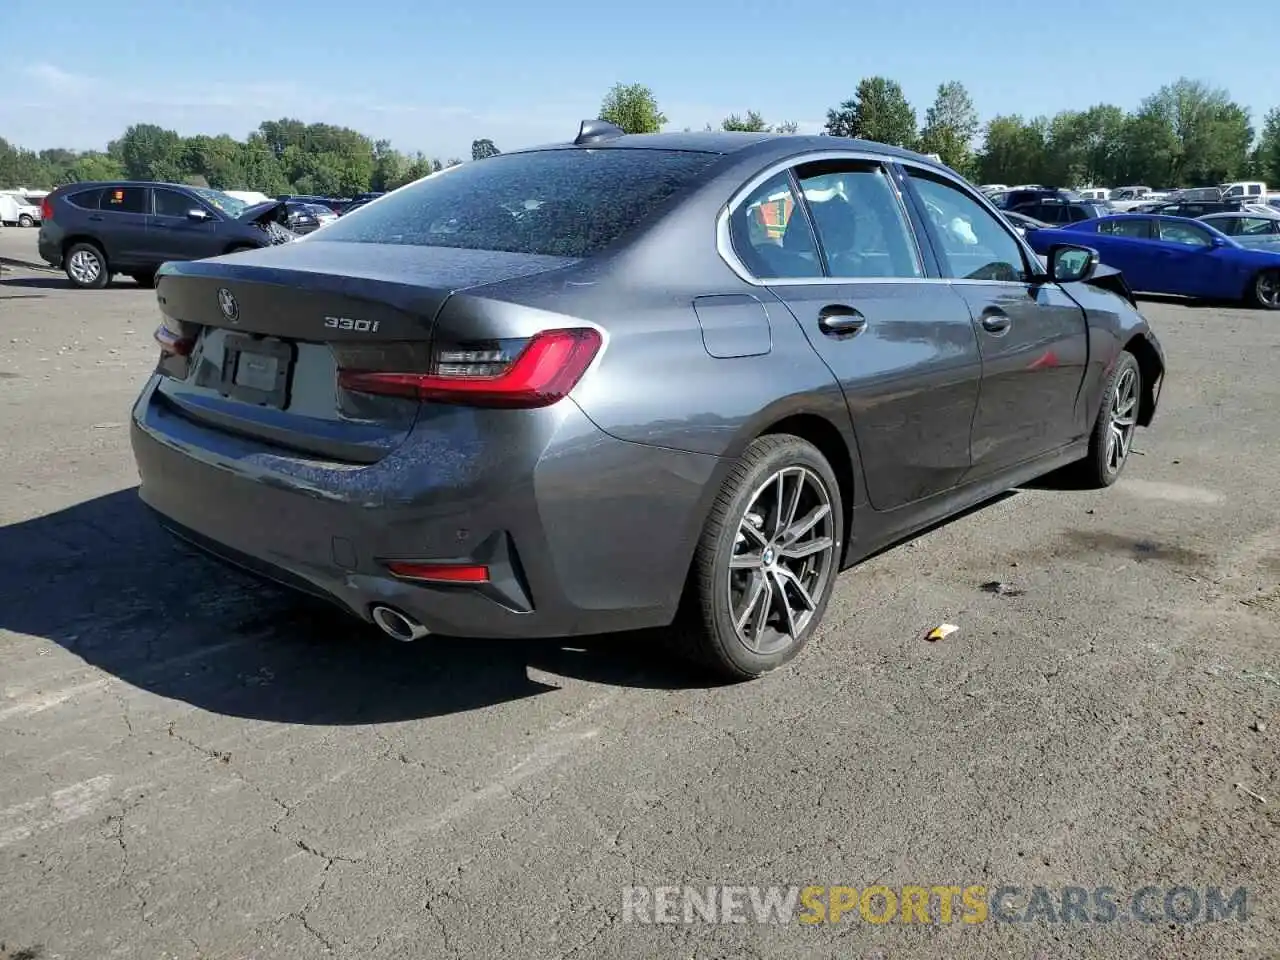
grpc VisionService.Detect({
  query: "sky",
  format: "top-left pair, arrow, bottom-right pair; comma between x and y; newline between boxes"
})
4,0 -> 1278,160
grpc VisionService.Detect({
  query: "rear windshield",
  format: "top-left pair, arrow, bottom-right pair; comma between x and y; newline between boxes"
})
318,148 -> 721,257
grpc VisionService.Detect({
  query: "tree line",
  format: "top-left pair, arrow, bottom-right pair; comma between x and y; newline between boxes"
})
2,78 -> 1279,194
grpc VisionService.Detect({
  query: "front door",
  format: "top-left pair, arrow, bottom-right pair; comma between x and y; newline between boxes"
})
729,163 -> 981,512
1153,219 -> 1221,298
900,167 -> 1090,479
146,188 -> 224,265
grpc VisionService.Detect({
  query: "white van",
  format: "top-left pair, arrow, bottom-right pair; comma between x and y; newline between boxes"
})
0,192 -> 41,226
1078,187 -> 1111,202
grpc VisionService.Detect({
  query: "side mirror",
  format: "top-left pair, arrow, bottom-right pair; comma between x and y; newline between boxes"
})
1047,243 -> 1098,283
186,208 -> 211,222
1209,235 -> 1227,248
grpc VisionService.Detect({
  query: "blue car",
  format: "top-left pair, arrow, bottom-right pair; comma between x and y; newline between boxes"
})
1025,214 -> 1280,310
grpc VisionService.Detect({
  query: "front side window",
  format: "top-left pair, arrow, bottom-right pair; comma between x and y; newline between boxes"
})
100,186 -> 145,214
907,172 -> 1027,282
728,171 -> 821,279
190,187 -> 245,217
319,148 -> 721,258
794,161 -> 923,279
153,188 -> 197,218
1157,221 -> 1212,248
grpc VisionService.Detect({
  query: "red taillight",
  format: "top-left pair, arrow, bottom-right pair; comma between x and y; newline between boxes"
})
337,327 -> 602,409
383,561 -> 490,584
154,322 -> 194,357
41,197 -> 53,222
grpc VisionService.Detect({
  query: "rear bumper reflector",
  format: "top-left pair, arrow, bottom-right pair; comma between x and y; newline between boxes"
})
382,561 -> 490,584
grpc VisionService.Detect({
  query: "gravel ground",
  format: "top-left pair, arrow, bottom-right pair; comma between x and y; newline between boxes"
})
1,228 -> 1277,959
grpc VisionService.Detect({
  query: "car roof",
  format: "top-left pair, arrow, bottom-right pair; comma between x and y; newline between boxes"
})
1202,210 -> 1280,219
55,180 -> 200,192
507,129 -> 945,169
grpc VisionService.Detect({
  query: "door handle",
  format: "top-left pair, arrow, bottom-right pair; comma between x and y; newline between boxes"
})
817,305 -> 867,338
88,215 -> 103,222
980,310 -> 1011,334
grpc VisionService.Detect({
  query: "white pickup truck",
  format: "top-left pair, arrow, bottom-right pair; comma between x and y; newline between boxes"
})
1107,186 -> 1169,212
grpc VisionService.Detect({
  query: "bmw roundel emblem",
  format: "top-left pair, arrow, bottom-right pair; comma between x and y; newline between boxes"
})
217,287 -> 239,322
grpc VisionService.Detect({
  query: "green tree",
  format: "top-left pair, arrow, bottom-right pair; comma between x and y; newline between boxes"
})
825,77 -> 916,147
1116,100 -> 1178,185
598,82 -> 667,134
471,138 -> 500,160
1141,78 -> 1252,184
721,110 -> 769,132
976,115 -> 1049,185
57,152 -> 125,185
116,123 -> 185,181
1257,107 -> 1280,183
182,134 -> 244,189
370,139 -> 407,191
772,120 -> 800,134
823,99 -> 859,138
918,81 -> 979,173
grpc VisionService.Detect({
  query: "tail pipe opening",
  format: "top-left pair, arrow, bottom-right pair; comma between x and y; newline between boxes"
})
370,604 -> 430,642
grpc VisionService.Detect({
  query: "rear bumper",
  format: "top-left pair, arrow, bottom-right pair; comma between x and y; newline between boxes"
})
130,376 -> 721,639
37,231 -> 61,267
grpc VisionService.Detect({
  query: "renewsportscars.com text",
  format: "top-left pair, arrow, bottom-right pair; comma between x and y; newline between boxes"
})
621,884 -> 1249,925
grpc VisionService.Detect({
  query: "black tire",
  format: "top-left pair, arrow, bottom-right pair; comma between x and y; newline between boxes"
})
1074,350 -> 1141,488
18,214 -> 34,227
675,434 -> 844,680
1253,269 -> 1280,310
129,271 -> 156,288
63,242 -> 109,289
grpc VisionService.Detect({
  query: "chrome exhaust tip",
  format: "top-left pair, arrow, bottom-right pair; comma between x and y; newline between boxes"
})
370,604 -> 430,642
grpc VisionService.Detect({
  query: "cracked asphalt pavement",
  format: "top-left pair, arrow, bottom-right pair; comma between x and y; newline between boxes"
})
1,229 -> 1277,959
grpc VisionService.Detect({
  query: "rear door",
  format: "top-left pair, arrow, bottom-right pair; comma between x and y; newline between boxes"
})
900,166 -> 1090,478
146,188 -> 225,265
730,161 -> 981,511
95,185 -> 150,268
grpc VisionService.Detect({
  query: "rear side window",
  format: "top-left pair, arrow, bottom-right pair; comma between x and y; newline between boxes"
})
1099,218 -> 1151,238
728,171 -> 822,279
67,188 -> 102,210
100,186 -> 145,214
319,149 -> 721,258
794,161 -> 923,278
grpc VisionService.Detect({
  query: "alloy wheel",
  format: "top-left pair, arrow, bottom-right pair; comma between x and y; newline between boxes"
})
68,250 -> 101,285
1257,271 -> 1280,309
1106,366 -> 1139,473
727,466 -> 837,655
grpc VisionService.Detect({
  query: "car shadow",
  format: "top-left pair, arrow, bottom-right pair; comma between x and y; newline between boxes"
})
0,489 -> 710,726
0,276 -> 146,290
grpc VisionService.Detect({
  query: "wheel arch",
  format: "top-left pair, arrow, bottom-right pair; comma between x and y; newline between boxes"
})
676,401 -> 862,602
1122,332 -> 1163,427
1248,266 -> 1280,310
61,234 -> 107,262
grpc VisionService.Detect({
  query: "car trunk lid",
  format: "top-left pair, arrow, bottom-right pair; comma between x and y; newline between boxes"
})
150,241 -> 580,463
